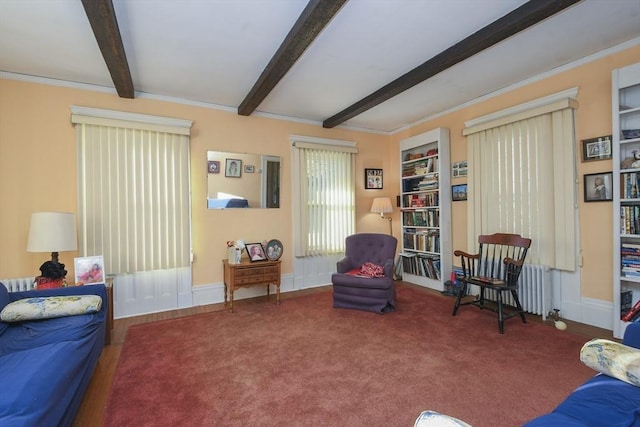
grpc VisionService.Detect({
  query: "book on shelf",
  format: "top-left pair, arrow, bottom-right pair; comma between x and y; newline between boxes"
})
621,290 -> 633,316
621,298 -> 640,321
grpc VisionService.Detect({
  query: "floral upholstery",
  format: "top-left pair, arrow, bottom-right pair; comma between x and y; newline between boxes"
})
580,338 -> 640,387
0,295 -> 102,322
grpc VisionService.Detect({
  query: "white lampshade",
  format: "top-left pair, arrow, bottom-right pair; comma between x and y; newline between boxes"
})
27,212 -> 78,254
370,197 -> 393,216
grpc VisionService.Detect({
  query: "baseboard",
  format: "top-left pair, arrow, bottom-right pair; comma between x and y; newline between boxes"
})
192,273 -> 296,306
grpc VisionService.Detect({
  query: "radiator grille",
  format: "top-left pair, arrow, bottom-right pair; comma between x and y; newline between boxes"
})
471,264 -> 551,319
0,277 -> 36,292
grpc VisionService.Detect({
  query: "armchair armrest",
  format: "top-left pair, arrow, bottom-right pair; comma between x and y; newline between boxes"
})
336,257 -> 355,274
382,258 -> 394,278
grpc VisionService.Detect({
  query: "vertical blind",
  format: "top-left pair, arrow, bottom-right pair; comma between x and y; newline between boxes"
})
291,137 -> 357,257
464,97 -> 577,270
72,107 -> 192,275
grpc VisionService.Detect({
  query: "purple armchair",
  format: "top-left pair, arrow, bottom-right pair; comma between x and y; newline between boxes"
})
331,233 -> 398,314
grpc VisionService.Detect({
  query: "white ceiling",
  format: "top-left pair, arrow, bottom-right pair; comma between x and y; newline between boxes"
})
1,0 -> 639,134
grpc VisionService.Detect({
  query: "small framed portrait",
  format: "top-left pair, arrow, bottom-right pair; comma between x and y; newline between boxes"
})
208,160 -> 220,174
265,239 -> 283,260
584,172 -> 613,202
244,164 -> 255,173
581,135 -> 612,162
452,160 -> 468,177
74,255 -> 105,285
225,159 -> 242,178
365,168 -> 383,189
245,242 -> 267,262
452,184 -> 467,201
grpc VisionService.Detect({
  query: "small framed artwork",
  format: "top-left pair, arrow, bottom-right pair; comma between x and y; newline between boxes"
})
244,165 -> 255,173
584,172 -> 613,202
246,242 -> 267,262
225,159 -> 242,178
265,239 -> 283,260
74,255 -> 105,285
581,135 -> 612,162
452,160 -> 468,178
452,184 -> 467,201
208,160 -> 220,174
365,168 -> 383,189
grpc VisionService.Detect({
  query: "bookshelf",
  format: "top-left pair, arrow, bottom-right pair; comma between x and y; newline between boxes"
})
613,62 -> 640,338
399,128 -> 451,291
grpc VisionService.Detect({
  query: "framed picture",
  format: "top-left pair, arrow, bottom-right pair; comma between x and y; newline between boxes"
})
452,184 -> 467,201
245,242 -> 267,262
225,159 -> 242,177
244,164 -> 255,173
74,255 -> 105,285
452,160 -> 468,177
265,239 -> 283,260
207,160 -> 220,174
584,172 -> 612,202
581,135 -> 612,162
365,168 -> 383,189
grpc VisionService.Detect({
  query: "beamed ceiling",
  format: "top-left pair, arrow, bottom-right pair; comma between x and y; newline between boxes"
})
1,0 -> 639,133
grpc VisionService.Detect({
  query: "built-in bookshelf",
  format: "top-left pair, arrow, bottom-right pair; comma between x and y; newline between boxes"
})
613,62 -> 640,338
399,128 -> 451,291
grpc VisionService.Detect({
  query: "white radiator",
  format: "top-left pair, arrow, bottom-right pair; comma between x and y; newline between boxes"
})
473,264 -> 551,319
1,277 -> 36,292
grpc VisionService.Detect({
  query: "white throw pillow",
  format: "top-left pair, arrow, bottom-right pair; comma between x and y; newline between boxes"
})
0,295 -> 102,322
580,338 -> 640,387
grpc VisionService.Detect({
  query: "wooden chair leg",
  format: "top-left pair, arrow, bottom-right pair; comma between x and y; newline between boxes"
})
452,282 -> 467,316
497,291 -> 505,334
511,290 -> 527,323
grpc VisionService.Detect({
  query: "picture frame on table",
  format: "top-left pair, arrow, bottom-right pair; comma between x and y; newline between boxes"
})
584,172 -> 613,202
225,159 -> 242,178
246,243 -> 267,262
265,239 -> 283,260
365,168 -> 383,189
581,135 -> 612,162
74,255 -> 105,285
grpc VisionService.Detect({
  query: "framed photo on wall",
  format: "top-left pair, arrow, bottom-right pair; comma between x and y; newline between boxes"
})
452,184 -> 467,201
365,168 -> 383,189
208,160 -> 220,174
225,159 -> 242,178
581,135 -> 612,162
584,172 -> 612,202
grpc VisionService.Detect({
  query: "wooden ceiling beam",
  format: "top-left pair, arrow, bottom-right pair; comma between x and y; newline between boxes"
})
81,0 -> 134,98
322,0 -> 582,128
238,0 -> 348,116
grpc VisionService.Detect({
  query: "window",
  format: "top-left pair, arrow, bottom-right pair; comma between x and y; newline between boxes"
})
463,89 -> 578,270
291,136 -> 357,256
71,106 -> 192,274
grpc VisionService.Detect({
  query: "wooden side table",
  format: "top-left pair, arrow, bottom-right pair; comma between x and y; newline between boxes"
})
222,259 -> 281,313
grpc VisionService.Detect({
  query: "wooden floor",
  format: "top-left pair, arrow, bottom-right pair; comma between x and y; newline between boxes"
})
72,282 -> 615,427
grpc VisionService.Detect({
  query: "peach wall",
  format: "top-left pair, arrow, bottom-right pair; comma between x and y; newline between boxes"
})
391,45 -> 640,302
1,44 -> 638,307
0,80 -> 395,285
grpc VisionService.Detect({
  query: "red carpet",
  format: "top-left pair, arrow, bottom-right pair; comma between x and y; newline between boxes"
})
103,285 -> 594,427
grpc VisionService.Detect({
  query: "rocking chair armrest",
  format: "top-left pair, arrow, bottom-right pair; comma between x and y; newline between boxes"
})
503,257 -> 525,267
453,250 -> 479,260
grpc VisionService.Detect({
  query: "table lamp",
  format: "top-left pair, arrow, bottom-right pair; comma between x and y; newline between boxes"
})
27,212 -> 78,264
370,197 -> 393,235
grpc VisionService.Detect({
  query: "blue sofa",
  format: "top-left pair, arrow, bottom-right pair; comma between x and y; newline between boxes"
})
0,283 -> 107,427
524,322 -> 640,426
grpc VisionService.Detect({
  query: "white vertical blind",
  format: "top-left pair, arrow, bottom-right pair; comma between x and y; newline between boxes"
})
465,100 -> 576,270
291,137 -> 357,257
72,108 -> 192,275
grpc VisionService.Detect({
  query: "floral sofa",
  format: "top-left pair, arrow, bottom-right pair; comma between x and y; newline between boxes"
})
524,322 -> 640,426
0,282 -> 107,427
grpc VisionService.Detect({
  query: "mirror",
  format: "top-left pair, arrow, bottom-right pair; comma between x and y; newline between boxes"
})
207,151 -> 280,209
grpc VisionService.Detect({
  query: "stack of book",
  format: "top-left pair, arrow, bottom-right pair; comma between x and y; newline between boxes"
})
620,205 -> 640,235
622,172 -> 640,199
621,243 -> 640,277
